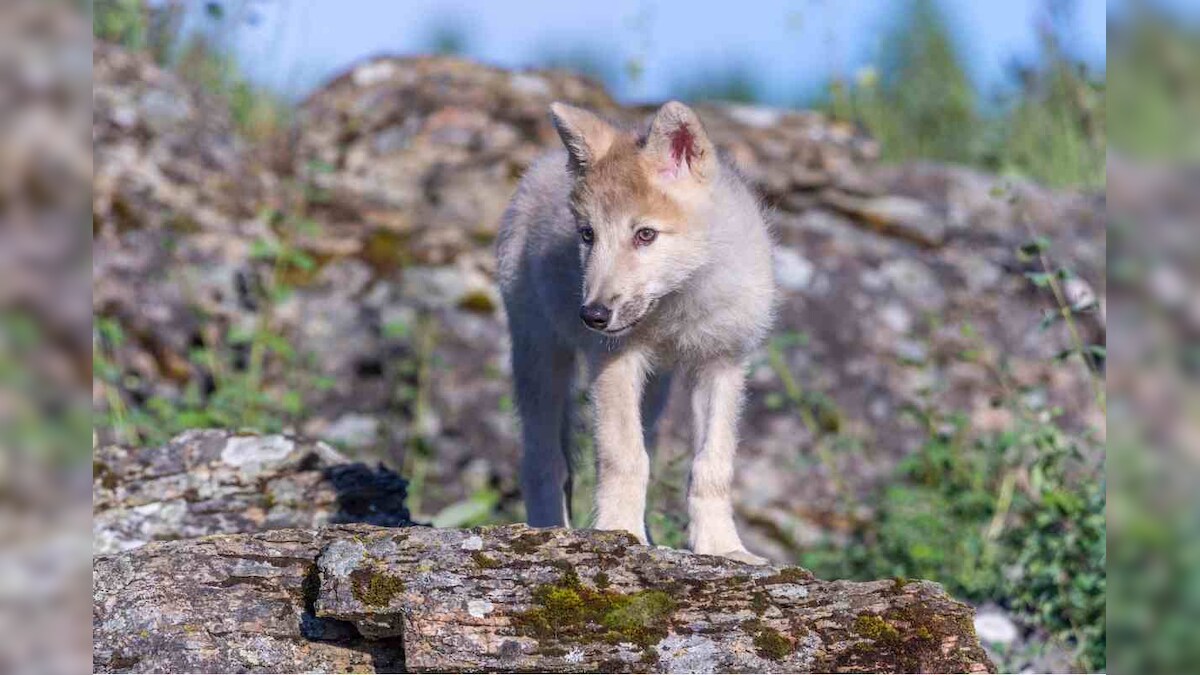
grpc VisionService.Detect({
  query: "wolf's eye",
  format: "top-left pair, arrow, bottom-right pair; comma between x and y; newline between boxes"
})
634,227 -> 657,246
579,226 -> 594,245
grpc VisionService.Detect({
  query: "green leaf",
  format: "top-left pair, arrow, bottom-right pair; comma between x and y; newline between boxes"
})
280,391 -> 303,415
383,321 -> 410,340
764,392 -> 785,411
250,238 -> 278,260
431,490 -> 501,528
1017,236 -> 1052,260
306,159 -> 336,175
1024,271 -> 1054,288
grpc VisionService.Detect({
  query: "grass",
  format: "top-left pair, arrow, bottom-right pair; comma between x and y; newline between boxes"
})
821,0 -> 1104,189
0,314 -> 92,465
94,0 -> 291,145
1109,9 -> 1200,161
93,209 -> 332,448
777,213 -> 1106,672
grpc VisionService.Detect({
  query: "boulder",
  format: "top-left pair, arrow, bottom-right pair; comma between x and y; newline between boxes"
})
93,430 -> 412,554
93,523 -> 993,674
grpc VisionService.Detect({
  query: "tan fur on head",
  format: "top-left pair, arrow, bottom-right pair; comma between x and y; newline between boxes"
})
554,105 -> 717,335
549,102 -> 617,173
569,135 -> 685,228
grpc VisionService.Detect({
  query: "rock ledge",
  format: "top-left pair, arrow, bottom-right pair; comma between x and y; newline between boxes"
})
93,523 -> 993,673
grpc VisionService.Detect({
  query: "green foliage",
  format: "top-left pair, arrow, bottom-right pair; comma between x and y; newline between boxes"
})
1109,10 -> 1200,161
985,59 -> 1105,187
784,221 -> 1104,671
431,488 -> 502,528
798,409 -> 1105,671
92,0 -> 290,143
93,213 -> 325,448
828,0 -> 977,164
93,0 -> 149,50
823,0 -> 1104,188
174,35 -> 291,143
0,314 -> 91,465
1107,436 -> 1200,675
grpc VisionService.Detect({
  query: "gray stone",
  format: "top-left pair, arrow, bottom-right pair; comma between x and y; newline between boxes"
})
94,524 -> 994,673
92,430 -> 412,553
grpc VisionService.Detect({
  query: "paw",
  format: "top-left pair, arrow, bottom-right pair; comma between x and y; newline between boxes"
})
720,549 -> 769,565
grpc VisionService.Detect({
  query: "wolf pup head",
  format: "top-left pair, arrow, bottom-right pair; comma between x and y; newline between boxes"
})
550,101 -> 719,336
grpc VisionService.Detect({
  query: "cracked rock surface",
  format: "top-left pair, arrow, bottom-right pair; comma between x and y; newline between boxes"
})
93,524 -> 993,674
93,429 -> 412,554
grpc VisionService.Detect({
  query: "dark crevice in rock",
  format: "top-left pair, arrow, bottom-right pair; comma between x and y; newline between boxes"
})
299,561 -> 408,673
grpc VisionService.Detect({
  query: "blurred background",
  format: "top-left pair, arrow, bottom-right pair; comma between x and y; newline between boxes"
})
1,0 -> 1198,673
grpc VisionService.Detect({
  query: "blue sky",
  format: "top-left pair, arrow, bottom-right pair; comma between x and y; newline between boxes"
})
217,0 -> 1112,105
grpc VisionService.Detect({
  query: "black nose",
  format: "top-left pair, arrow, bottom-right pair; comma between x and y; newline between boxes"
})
580,303 -> 612,329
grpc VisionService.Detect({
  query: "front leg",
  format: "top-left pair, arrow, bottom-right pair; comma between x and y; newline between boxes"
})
688,358 -> 765,563
589,349 -> 651,543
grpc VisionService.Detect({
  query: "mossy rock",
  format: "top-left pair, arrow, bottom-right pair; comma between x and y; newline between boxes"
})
350,568 -> 404,607
514,565 -> 676,649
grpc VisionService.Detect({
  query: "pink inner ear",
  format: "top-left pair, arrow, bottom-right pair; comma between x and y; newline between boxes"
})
669,123 -> 698,169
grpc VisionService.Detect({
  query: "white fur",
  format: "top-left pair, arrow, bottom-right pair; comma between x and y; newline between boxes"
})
496,103 -> 775,562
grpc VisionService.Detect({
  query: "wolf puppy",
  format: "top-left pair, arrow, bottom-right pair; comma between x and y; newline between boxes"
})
497,101 -> 774,563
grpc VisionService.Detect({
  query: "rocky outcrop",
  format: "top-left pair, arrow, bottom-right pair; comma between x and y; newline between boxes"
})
92,41 -> 1105,558
93,430 -> 412,554
93,523 -> 993,674
295,56 -> 880,266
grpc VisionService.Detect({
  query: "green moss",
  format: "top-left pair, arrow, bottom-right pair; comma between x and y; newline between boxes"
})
816,603 -> 984,675
892,576 -> 913,591
93,461 -> 118,490
753,625 -> 793,660
457,290 -> 496,314
510,530 -> 554,554
750,591 -> 770,615
513,568 -> 675,649
762,566 -> 812,584
593,571 -> 611,589
601,590 -> 674,638
471,552 -> 500,569
854,614 -> 901,643
361,229 -> 410,275
165,212 -> 201,234
350,568 -> 404,607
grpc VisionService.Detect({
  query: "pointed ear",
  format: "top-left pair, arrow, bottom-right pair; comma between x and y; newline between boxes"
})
642,101 -> 716,182
549,102 -> 617,174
